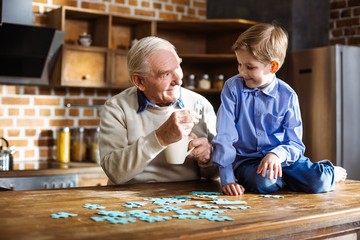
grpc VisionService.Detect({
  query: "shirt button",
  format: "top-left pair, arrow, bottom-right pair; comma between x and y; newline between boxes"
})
255,113 -> 260,117
257,132 -> 262,137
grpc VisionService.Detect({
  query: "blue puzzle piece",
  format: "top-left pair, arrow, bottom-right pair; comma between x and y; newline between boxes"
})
173,214 -> 200,220
195,204 -> 219,209
153,206 -> 182,213
207,216 -> 234,221
97,210 -> 127,217
107,217 -> 136,224
144,197 -> 189,205
175,209 -> 198,215
125,210 -> 151,217
91,216 -> 136,224
139,215 -> 172,222
51,212 -> 78,218
83,203 -> 106,209
198,209 -> 227,218
260,194 -> 284,198
123,202 -> 148,208
210,199 -> 247,205
223,206 -> 251,210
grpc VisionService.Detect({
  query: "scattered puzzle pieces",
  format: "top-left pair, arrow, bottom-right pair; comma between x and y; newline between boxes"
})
83,204 -> 106,210
51,212 -> 78,218
210,199 -> 247,205
52,189 -> 258,225
195,204 -> 219,209
260,194 -> 284,198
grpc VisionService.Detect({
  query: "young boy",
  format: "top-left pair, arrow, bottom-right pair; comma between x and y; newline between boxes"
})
212,23 -> 347,196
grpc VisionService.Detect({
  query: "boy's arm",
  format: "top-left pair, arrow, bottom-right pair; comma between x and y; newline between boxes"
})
212,80 -> 239,185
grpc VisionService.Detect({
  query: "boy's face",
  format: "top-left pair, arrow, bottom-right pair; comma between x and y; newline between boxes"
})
235,49 -> 274,89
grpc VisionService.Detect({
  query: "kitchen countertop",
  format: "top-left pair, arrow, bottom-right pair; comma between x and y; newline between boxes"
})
0,161 -> 104,178
0,180 -> 359,239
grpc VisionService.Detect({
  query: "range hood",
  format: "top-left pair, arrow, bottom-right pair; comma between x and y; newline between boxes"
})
0,0 -> 64,85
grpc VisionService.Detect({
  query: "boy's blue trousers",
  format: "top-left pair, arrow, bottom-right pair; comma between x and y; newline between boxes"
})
235,156 -> 335,193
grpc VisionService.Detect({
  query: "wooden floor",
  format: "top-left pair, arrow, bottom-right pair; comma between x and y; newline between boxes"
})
0,180 -> 360,239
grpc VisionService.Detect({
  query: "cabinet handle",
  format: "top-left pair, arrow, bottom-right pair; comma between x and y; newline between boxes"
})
81,74 -> 90,80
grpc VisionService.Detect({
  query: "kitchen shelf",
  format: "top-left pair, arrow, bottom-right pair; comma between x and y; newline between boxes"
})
47,6 -> 258,107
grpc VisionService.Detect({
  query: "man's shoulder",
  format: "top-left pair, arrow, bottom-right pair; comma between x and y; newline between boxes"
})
105,86 -> 138,108
181,87 -> 213,109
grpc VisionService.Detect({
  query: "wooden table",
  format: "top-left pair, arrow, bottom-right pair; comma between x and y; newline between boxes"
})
1,180 -> 360,240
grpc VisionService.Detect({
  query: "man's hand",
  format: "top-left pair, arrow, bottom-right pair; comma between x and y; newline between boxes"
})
257,152 -> 282,180
186,132 -> 211,164
222,183 -> 245,196
155,109 -> 198,146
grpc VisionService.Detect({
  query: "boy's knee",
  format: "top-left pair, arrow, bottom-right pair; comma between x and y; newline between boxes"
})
304,177 -> 335,193
244,175 -> 283,193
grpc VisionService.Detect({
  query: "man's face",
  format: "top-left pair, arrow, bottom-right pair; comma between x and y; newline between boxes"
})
141,47 -> 183,106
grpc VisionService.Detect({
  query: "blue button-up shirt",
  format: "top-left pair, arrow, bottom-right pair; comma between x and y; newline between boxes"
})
212,74 -> 305,186
137,88 -> 185,114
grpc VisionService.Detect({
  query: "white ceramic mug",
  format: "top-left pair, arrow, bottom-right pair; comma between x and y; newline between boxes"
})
165,136 -> 194,164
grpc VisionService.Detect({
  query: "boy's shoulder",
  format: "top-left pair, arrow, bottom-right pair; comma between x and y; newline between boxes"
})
276,78 -> 297,96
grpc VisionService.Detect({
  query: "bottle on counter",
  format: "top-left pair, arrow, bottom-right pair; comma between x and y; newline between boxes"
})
71,127 -> 87,162
198,74 -> 211,90
213,74 -> 225,90
56,127 -> 70,163
88,127 -> 100,164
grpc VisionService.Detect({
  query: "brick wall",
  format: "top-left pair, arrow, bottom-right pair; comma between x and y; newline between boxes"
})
330,0 -> 360,45
0,0 -> 206,167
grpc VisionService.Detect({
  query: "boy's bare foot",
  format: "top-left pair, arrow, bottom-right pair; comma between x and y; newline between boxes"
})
334,166 -> 347,182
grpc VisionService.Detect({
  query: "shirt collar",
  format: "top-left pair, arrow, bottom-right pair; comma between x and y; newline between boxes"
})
137,88 -> 185,114
242,76 -> 278,98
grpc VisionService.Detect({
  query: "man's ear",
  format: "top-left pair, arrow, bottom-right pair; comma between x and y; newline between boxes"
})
270,60 -> 280,74
131,73 -> 145,91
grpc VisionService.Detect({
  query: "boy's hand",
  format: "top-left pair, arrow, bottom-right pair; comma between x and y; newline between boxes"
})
222,183 -> 245,196
257,152 -> 282,180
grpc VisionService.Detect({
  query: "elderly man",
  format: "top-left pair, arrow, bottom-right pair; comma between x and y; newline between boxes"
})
99,36 -> 218,184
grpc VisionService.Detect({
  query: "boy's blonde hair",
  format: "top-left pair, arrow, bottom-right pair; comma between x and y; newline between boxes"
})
232,23 -> 288,67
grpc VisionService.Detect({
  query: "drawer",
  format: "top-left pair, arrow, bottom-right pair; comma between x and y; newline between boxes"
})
60,45 -> 109,87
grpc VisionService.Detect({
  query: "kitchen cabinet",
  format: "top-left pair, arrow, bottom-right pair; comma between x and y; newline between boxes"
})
47,6 -> 258,94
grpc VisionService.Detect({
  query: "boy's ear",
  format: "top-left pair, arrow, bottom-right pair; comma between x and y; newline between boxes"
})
270,60 -> 280,73
132,73 -> 145,91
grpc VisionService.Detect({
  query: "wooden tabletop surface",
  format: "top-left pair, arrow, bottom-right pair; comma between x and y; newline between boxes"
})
1,180 -> 360,240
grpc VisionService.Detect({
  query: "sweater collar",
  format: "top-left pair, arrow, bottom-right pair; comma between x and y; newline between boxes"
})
137,88 -> 185,114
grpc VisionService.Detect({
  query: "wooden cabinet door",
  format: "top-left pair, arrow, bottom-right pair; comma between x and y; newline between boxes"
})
60,45 -> 109,88
110,50 -> 132,89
